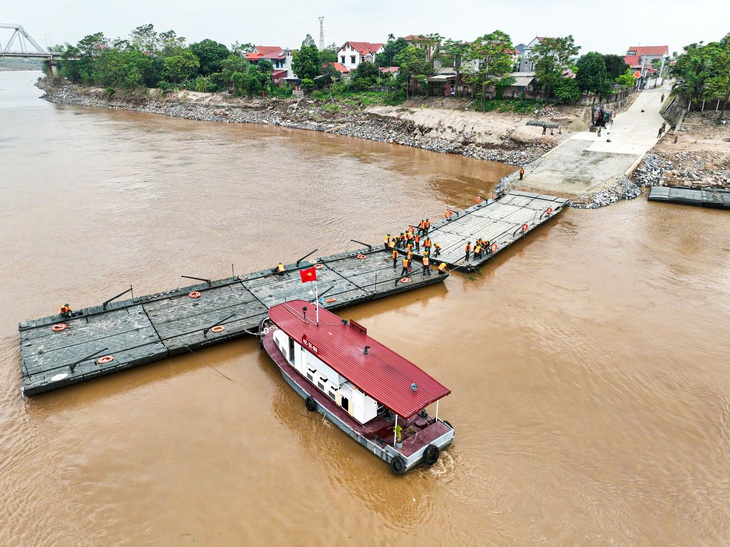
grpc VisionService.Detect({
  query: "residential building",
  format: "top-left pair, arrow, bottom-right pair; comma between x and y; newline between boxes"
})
517,37 -> 545,72
246,46 -> 295,83
336,41 -> 384,71
624,45 -> 669,85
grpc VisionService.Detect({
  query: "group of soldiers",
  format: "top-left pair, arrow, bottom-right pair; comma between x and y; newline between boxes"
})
385,222 -> 447,277
464,237 -> 494,261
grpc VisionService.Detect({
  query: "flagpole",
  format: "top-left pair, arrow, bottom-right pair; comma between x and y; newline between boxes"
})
315,279 -> 319,324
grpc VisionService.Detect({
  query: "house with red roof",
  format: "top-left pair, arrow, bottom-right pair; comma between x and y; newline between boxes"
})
336,41 -> 384,71
624,45 -> 669,88
245,46 -> 295,83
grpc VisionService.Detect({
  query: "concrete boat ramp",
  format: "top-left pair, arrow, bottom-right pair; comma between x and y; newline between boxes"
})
18,191 -> 567,396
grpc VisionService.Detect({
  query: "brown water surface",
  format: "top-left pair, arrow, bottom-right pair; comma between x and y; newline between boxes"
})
1,71 -> 728,545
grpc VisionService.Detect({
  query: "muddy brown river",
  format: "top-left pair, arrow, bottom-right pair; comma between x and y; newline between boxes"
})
1,71 -> 728,545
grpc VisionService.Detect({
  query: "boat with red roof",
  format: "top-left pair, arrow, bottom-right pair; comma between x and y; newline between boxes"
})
261,299 -> 455,474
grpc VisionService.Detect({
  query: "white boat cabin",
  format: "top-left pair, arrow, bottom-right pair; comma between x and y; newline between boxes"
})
273,329 -> 380,424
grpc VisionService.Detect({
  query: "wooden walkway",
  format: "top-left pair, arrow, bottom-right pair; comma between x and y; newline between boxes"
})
398,191 -> 569,271
648,186 -> 730,209
19,247 -> 446,396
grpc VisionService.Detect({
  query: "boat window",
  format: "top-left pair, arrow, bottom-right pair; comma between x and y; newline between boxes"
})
288,337 -> 295,363
328,391 -> 335,400
341,396 -> 349,412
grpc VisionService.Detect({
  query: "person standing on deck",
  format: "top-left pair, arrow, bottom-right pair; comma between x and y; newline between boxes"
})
434,242 -> 442,257
519,167 -> 524,180
424,219 -> 430,235
445,210 -> 453,221
384,234 -> 390,250
414,234 -> 420,252
400,257 -> 410,277
465,242 -> 471,261
392,248 -> 399,268
423,237 -> 432,255
422,254 -> 430,276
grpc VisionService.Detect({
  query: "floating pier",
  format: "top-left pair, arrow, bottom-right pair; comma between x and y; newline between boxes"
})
402,191 -> 569,271
19,191 -> 568,396
19,247 -> 446,396
648,186 -> 730,209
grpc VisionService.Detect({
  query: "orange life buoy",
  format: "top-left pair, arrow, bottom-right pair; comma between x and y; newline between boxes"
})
52,323 -> 67,332
325,298 -> 337,303
400,277 -> 411,283
490,243 -> 498,252
475,196 -> 482,204
189,291 -> 201,299
98,355 -> 114,365
211,326 -> 225,333
522,223 -> 529,233
357,254 -> 366,260
315,263 -> 323,270
547,207 -> 553,214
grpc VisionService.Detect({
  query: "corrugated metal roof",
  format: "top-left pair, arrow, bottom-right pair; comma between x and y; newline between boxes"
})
268,300 -> 450,419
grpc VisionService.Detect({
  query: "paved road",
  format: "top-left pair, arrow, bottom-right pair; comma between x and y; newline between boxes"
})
518,85 -> 669,199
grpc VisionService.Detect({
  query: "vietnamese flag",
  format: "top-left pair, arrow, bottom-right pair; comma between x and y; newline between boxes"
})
299,266 -> 317,283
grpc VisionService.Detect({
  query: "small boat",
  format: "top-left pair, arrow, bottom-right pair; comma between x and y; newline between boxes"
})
261,299 -> 454,475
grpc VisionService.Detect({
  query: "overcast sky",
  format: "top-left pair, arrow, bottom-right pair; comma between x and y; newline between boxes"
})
3,0 -> 727,57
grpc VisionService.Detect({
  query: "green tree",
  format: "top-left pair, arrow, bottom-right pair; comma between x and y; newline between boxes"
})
164,50 -> 200,83
94,48 -> 153,88
129,24 -> 159,55
552,77 -> 580,103
576,52 -> 612,97
393,45 -> 429,97
302,34 -> 316,47
439,39 -> 470,97
240,64 -> 263,97
376,37 -> 409,67
703,34 -> 730,120
350,60 -> 381,90
292,44 -> 321,80
615,68 -> 635,88
159,30 -> 186,56
320,43 -> 338,64
603,54 -> 629,80
465,31 -> 514,109
532,35 -> 580,99
190,39 -> 230,76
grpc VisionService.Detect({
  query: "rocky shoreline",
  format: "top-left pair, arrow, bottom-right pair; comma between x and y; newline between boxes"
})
40,83 -> 548,167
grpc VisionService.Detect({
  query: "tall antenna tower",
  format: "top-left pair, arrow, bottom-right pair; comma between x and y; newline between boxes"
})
318,17 -> 324,50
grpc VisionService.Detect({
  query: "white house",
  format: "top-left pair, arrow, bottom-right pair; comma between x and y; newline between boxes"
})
517,36 -> 544,72
336,41 -> 384,71
246,46 -> 295,82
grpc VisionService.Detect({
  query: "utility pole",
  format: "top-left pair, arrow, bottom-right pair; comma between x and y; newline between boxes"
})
319,17 -> 324,50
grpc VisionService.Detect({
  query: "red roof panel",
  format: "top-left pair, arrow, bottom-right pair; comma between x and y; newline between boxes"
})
627,45 -> 668,57
268,300 -> 450,419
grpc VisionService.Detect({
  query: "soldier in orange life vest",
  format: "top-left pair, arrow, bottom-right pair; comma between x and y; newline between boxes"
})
437,262 -> 447,275
275,263 -> 285,274
59,303 -> 72,317
445,209 -> 453,221
418,220 -> 425,235
519,167 -> 524,180
465,242 -> 471,261
423,237 -> 431,253
474,244 -> 482,259
391,248 -> 399,268
406,249 -> 413,262
424,218 -> 430,235
422,254 -> 430,276
414,234 -> 420,251
384,234 -> 390,250
400,257 -> 410,277
433,242 -> 442,257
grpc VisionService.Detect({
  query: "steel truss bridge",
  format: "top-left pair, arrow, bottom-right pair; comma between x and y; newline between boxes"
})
0,23 -> 63,59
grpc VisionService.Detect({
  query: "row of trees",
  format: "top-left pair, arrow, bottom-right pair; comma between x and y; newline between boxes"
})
54,25 -> 637,105
671,34 -> 730,119
57,25 -> 286,97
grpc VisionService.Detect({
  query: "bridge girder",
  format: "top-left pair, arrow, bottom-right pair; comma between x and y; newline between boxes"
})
1,23 -> 47,54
